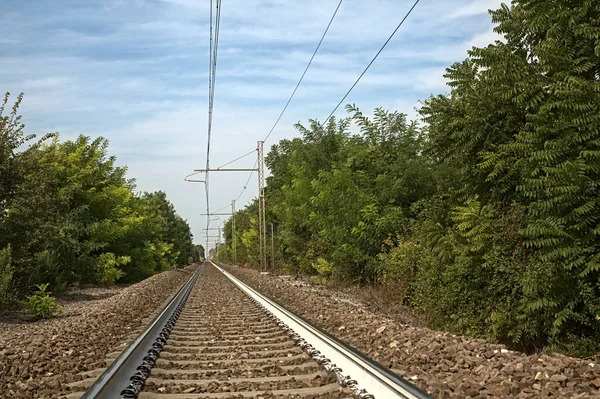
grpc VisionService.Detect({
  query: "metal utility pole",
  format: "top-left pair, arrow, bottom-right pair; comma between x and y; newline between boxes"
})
257,141 -> 267,272
205,227 -> 224,261
204,212 -> 233,264
217,224 -> 222,261
189,146 -> 263,268
270,223 -> 275,270
232,200 -> 236,266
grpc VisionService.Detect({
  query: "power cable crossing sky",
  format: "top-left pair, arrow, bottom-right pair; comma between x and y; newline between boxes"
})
205,0 -> 223,251
204,0 -> 346,248
202,0 -> 422,252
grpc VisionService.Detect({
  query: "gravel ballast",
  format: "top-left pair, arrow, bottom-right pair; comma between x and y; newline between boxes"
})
137,264 -> 350,398
0,266 -> 196,399
222,264 -> 600,398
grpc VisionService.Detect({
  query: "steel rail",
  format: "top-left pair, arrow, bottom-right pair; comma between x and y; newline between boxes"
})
80,265 -> 203,399
210,261 -> 433,399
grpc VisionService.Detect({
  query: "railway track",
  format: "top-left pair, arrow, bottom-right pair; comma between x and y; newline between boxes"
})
65,262 -> 431,399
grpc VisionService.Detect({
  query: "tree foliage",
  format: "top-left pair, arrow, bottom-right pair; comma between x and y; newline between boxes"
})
0,96 -> 196,301
0,92 -> 52,218
224,0 -> 600,356
418,0 -> 600,353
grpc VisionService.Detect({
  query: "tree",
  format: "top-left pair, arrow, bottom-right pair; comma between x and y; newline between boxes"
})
419,0 -> 600,352
191,244 -> 205,262
0,92 -> 52,228
230,106 -> 433,281
228,0 -> 600,355
0,245 -> 13,308
1,131 -> 194,293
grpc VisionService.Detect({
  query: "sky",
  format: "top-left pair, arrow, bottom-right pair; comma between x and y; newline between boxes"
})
1,0 -> 505,249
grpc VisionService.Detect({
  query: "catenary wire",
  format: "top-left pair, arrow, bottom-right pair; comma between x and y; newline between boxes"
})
262,0 -> 344,143
205,0 -> 223,253
213,203 -> 232,214
235,158 -> 259,202
213,0 -> 344,216
205,0 -> 214,252
321,0 -> 420,127
216,149 -> 257,169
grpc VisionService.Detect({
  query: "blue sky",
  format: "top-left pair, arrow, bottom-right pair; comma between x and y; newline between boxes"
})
1,0 -> 504,248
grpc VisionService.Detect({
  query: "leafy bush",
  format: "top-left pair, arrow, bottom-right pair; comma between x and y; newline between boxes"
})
25,283 -> 62,320
376,237 -> 420,304
312,258 -> 333,285
96,253 -> 129,285
310,275 -> 322,285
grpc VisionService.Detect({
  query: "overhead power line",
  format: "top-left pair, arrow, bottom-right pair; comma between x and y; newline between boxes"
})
213,202 -> 232,214
216,149 -> 256,169
235,158 -> 259,202
205,0 -> 223,251
205,0 -> 214,251
321,0 -> 421,127
263,0 -> 344,143
217,0 -> 344,217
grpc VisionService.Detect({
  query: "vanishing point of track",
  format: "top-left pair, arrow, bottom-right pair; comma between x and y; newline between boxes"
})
65,262 -> 431,399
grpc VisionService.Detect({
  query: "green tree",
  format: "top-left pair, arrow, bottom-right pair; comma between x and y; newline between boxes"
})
418,0 -> 600,352
0,92 -> 52,224
2,135 -> 135,290
191,244 -> 205,262
228,0 -> 600,356
258,106 -> 433,281
1,131 -> 194,294
139,191 -> 193,266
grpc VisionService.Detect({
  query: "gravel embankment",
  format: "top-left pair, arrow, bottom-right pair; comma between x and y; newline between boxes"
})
138,264 -> 349,398
0,266 -> 196,399
223,264 -> 600,398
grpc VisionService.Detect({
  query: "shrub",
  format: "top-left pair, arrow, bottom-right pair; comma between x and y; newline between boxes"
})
310,275 -> 322,285
96,253 -> 129,285
25,283 -> 62,320
377,237 -> 420,304
312,258 -> 333,285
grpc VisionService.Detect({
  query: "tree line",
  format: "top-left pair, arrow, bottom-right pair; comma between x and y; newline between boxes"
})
217,0 -> 600,356
0,93 -> 202,305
